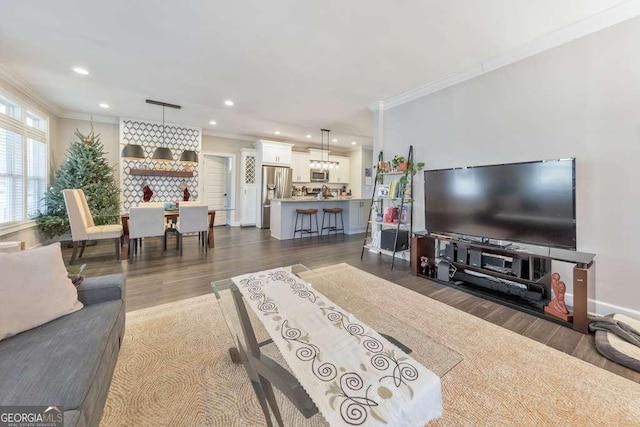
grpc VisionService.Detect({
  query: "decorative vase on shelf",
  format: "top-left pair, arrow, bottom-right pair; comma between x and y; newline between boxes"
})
142,184 -> 153,202
180,182 -> 190,201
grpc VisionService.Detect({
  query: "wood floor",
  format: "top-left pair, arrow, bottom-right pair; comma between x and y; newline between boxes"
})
66,226 -> 640,383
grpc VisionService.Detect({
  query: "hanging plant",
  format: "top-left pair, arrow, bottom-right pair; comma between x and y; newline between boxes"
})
399,161 -> 425,186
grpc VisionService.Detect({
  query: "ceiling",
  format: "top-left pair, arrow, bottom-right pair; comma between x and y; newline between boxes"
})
0,0 -> 627,148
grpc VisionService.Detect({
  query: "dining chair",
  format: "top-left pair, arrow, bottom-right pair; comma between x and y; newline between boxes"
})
178,201 -> 201,206
139,202 -> 165,207
128,206 -> 167,259
176,205 -> 208,256
62,189 -> 123,264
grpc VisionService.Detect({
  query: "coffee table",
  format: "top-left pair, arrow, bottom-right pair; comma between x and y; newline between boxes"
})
212,264 -> 421,426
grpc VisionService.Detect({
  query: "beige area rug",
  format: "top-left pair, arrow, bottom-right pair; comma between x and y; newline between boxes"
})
314,264 -> 640,426
101,268 -> 460,426
101,264 -> 640,426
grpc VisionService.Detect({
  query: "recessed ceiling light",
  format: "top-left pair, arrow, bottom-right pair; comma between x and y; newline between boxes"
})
332,138 -> 338,143
274,131 -> 280,135
99,103 -> 110,109
209,120 -> 217,125
306,134 -> 312,138
73,67 -> 89,75
351,141 -> 357,145
224,100 -> 234,106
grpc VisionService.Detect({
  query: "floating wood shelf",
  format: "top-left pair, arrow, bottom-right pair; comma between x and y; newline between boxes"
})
129,168 -> 193,178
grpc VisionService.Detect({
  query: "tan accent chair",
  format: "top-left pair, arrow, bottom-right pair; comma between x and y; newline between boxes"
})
62,189 -> 123,263
176,205 -> 208,256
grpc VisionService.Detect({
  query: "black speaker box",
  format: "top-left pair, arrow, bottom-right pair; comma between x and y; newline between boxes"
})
469,249 -> 482,267
512,257 -> 523,278
437,260 -> 451,282
456,246 -> 468,264
483,253 -> 507,268
444,244 -> 455,260
380,229 -> 409,251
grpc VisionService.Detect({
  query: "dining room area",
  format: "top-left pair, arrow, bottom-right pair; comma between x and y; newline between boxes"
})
43,101 -> 225,266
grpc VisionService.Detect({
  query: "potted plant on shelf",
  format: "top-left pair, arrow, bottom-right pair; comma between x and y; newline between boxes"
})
399,160 -> 426,197
392,155 -> 409,172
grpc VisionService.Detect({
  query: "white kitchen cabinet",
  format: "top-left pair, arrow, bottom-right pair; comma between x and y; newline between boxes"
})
240,148 -> 258,226
329,156 -> 350,183
254,140 -> 293,166
348,200 -> 370,233
241,187 -> 258,226
291,152 -> 310,182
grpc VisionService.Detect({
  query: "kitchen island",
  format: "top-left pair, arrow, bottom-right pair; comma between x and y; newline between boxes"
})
271,197 -> 370,240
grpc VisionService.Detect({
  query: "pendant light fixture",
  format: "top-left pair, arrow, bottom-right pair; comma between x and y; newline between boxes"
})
179,150 -> 198,164
152,103 -> 173,162
121,142 -> 145,159
320,129 -> 338,170
321,129 -> 329,170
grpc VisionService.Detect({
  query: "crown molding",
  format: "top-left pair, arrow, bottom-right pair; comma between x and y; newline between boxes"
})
57,110 -> 119,125
202,129 -> 256,142
381,0 -> 640,110
368,100 -> 385,111
0,64 -> 63,116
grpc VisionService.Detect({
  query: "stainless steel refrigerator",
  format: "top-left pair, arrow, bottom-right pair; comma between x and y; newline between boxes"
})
261,166 -> 292,229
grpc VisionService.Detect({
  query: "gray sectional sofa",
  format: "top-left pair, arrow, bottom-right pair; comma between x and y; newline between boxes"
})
0,274 -> 126,427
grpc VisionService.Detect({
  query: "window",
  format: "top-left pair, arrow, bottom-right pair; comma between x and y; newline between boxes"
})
26,111 -> 47,132
0,128 -> 24,223
27,139 -> 47,218
0,92 -> 48,226
0,94 -> 21,120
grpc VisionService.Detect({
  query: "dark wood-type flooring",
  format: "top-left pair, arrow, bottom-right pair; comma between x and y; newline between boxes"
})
65,226 -> 640,383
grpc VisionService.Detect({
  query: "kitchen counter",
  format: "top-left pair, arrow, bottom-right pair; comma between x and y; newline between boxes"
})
270,198 -> 370,240
277,197 -> 366,202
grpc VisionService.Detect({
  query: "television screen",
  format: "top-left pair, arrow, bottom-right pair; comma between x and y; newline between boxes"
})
424,159 -> 576,249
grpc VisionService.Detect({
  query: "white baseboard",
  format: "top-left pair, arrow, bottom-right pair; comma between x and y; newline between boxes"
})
565,293 -> 640,321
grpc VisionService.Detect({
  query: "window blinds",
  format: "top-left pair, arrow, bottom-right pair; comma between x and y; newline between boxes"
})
0,127 -> 24,223
27,138 -> 47,218
0,92 -> 48,226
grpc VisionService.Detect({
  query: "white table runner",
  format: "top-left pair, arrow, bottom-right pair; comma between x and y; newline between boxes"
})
232,267 -> 442,426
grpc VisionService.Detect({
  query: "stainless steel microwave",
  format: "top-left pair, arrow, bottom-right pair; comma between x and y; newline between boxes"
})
310,169 -> 329,182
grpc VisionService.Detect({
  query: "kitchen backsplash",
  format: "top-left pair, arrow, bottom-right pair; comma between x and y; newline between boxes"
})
292,184 -> 351,197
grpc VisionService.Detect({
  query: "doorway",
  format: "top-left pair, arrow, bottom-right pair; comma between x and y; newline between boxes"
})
203,154 -> 232,226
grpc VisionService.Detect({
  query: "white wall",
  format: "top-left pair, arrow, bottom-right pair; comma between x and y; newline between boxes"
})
349,147 -> 373,198
383,17 -> 640,315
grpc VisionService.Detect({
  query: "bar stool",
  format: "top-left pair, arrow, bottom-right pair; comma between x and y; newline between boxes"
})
293,208 -> 320,240
321,207 -> 345,238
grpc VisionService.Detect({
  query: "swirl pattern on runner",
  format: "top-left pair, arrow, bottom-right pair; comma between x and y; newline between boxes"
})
281,320 -> 337,382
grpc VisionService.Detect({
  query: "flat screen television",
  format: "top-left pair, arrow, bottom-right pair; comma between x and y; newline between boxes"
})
424,158 -> 576,249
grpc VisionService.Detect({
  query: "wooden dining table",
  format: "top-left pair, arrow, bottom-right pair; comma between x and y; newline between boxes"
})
120,209 -> 216,254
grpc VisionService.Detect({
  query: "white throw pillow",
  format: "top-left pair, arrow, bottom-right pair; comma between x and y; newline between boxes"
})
0,243 -> 83,341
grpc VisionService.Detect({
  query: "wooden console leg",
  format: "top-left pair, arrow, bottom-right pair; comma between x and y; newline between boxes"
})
573,264 -> 592,334
411,235 -> 435,276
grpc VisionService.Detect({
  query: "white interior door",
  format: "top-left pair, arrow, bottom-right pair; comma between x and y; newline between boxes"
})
203,155 -> 229,226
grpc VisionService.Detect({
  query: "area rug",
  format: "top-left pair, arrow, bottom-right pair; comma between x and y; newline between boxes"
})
314,264 -> 640,426
101,268 -> 460,426
101,264 -> 640,426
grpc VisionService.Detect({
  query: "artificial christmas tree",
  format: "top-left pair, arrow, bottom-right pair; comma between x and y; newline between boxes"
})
37,126 -> 120,238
